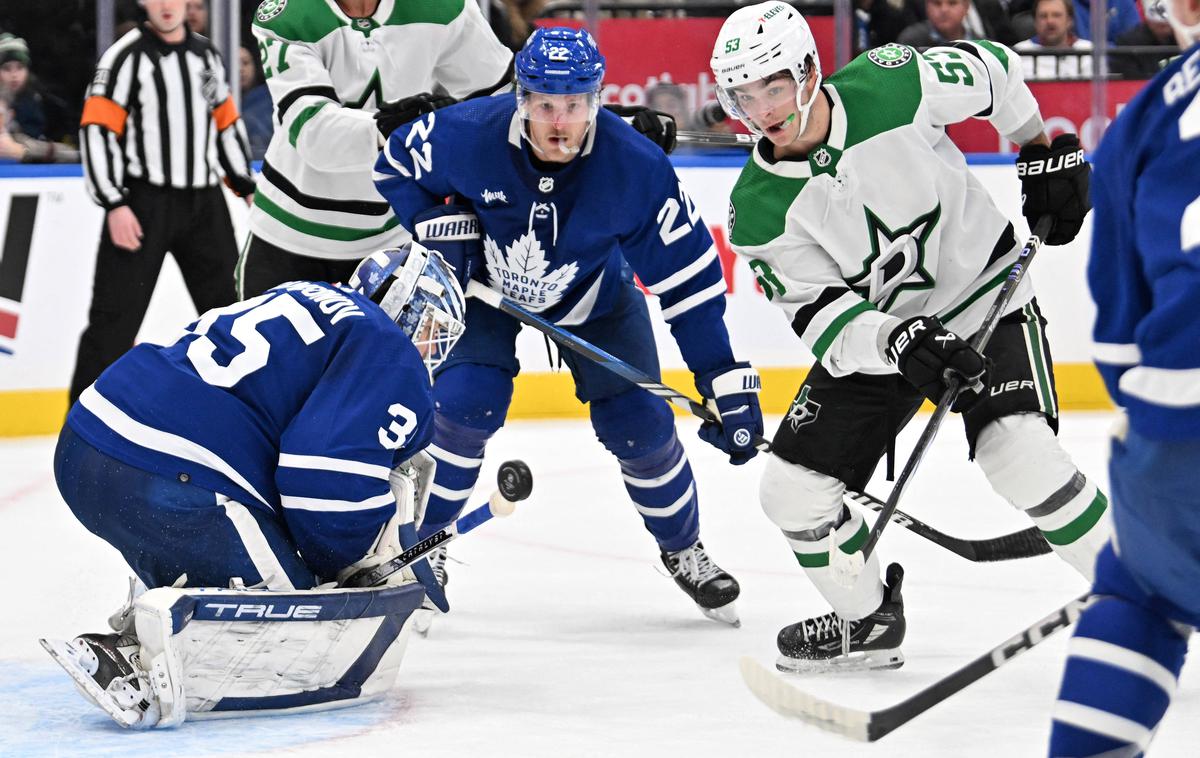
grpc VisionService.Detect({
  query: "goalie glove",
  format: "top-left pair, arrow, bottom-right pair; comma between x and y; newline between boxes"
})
412,204 -> 482,288
604,104 -> 678,154
1016,133 -> 1091,246
375,92 -> 457,141
886,315 -> 988,412
696,362 -> 763,465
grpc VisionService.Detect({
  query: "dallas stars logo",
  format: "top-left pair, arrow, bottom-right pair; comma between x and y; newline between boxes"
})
867,44 -> 913,68
847,205 -> 940,311
786,386 -> 821,432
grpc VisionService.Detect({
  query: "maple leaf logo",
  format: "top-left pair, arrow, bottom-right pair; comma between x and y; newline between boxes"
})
483,230 -> 579,312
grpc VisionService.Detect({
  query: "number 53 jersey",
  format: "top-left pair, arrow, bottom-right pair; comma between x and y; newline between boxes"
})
66,282 -> 434,579
729,42 -> 1042,378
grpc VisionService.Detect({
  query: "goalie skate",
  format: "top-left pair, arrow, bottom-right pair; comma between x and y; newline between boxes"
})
661,541 -> 741,627
39,633 -> 159,729
776,563 -> 906,673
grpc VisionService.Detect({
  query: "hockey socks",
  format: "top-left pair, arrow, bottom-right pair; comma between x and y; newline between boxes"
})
420,416 -> 491,538
617,434 -> 700,552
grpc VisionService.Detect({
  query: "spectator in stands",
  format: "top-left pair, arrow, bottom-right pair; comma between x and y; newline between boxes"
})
0,33 -> 48,140
1016,0 -> 1094,79
646,82 -> 690,127
855,0 -> 921,51
1110,0 -> 1179,77
0,95 -> 78,163
239,43 -> 272,161
899,0 -> 971,46
186,0 -> 208,36
1073,0 -> 1141,42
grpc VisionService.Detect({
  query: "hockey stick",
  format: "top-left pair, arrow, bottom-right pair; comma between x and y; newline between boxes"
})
844,489 -> 1050,562
740,592 -> 1090,741
833,215 -> 1054,583
340,460 -> 533,588
465,281 -> 1050,562
677,130 -> 756,148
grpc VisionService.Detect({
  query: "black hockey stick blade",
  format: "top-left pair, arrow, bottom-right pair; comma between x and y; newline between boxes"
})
740,593 -> 1090,741
844,490 -> 1052,562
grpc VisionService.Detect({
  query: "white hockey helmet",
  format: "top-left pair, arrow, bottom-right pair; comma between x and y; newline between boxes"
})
1147,0 -> 1200,46
710,1 -> 823,139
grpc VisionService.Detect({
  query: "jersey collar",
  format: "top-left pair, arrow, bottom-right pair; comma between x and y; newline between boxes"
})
325,0 -> 392,24
751,84 -> 848,179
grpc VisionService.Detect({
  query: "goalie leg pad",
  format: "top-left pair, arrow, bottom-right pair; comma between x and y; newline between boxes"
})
975,414 -> 1111,580
760,455 -> 884,620
124,581 -> 426,726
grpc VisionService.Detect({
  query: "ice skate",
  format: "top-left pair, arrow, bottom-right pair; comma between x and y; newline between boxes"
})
776,563 -> 906,673
661,541 -> 741,626
413,545 -> 449,636
39,632 -> 159,728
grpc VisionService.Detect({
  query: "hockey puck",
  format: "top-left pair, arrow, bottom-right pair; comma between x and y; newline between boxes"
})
496,460 -> 533,502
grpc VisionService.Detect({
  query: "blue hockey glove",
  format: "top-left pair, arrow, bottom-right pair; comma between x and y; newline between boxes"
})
696,363 -> 763,465
413,204 -> 482,288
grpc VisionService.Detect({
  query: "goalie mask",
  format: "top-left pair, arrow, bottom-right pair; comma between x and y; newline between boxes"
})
349,243 -> 466,376
710,1 -> 823,141
514,26 -> 605,157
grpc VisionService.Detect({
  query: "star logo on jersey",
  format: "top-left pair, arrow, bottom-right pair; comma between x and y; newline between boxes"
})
483,230 -> 579,311
847,205 -> 940,312
786,386 -> 822,432
256,0 -> 288,23
867,44 -> 913,69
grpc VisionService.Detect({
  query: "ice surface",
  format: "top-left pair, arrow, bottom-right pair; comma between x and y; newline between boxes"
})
2,412 -> 1195,757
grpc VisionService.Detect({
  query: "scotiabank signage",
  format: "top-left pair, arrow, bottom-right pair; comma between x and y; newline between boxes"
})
539,17 -> 836,116
947,80 -> 1149,152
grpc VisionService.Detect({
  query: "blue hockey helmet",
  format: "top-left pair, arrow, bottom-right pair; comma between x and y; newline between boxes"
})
348,243 -> 466,376
515,27 -> 606,95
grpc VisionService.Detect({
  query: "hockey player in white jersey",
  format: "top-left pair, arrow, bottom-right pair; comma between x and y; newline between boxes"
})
710,2 -> 1110,672
41,244 -> 467,727
237,0 -> 512,297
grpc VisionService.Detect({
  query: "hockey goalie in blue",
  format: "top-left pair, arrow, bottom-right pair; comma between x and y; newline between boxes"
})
374,27 -> 763,627
1048,1 -> 1200,754
43,245 -> 468,728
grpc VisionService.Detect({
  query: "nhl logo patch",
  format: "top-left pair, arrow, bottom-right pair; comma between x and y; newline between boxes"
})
727,201 -> 736,237
256,0 -> 288,23
812,147 -> 832,167
867,44 -> 912,69
538,177 -> 555,194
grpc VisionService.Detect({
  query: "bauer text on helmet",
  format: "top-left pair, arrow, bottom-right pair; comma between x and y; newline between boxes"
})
349,244 -> 467,376
515,27 -> 606,161
710,2 -> 823,144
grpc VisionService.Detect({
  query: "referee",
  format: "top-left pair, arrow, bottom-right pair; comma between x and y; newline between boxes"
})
69,0 -> 255,404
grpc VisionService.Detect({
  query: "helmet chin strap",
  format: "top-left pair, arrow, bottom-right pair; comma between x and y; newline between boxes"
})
788,70 -> 823,145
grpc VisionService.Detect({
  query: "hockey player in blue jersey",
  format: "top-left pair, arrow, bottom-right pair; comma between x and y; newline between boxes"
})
43,244 -> 466,727
373,27 -> 763,626
1048,0 -> 1200,754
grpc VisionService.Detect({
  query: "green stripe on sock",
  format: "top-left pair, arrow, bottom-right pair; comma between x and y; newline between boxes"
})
792,521 -> 869,568
1042,490 -> 1108,545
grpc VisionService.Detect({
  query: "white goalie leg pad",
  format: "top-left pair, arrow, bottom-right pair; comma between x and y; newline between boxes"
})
975,413 -> 1112,580
129,580 -> 425,725
760,455 -> 884,620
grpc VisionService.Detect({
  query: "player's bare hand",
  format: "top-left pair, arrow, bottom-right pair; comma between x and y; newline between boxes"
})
107,205 -> 144,251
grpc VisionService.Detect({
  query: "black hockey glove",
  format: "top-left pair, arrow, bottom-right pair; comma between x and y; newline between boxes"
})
886,315 -> 988,412
1016,133 -> 1091,246
604,104 -> 677,154
696,363 -> 763,465
413,204 -> 482,288
376,92 -> 458,140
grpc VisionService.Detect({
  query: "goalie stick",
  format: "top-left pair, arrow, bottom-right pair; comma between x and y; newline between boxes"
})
467,281 -> 1051,563
341,460 -> 533,588
740,592 -> 1091,742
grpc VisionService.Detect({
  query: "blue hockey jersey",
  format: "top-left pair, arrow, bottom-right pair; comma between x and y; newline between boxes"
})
373,95 -> 735,376
67,282 -> 435,579
1088,42 -> 1200,441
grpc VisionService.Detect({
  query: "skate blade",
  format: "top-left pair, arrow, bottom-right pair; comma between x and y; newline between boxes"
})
775,648 -> 904,675
39,638 -> 144,729
700,601 -> 741,627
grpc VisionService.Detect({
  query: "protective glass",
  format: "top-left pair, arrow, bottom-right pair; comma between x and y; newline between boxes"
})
516,86 -> 600,125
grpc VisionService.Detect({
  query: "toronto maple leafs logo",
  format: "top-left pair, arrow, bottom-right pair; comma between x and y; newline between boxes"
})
484,230 -> 579,311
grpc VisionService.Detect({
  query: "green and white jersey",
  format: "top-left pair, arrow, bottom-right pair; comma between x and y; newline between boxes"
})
249,0 -> 511,259
729,41 -> 1043,377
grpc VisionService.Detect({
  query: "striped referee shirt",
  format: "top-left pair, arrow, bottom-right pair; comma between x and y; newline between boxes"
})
80,25 -> 255,211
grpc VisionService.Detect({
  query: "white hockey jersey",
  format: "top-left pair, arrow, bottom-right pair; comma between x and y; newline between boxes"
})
249,0 -> 512,259
729,42 -> 1043,377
